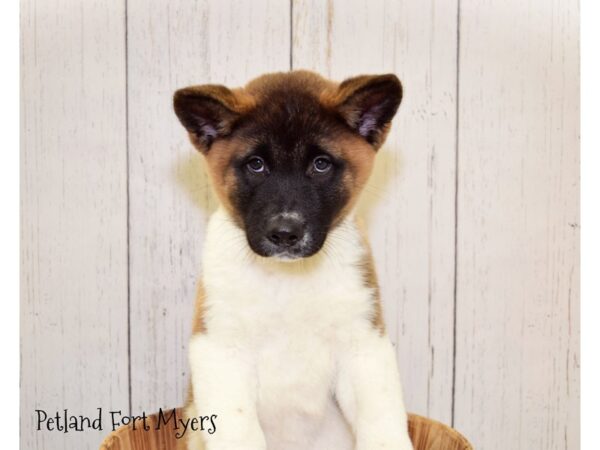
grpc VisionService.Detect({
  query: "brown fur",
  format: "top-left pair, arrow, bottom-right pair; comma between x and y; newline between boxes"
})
191,281 -> 207,335
323,133 -> 376,227
178,71 -> 400,339
355,219 -> 386,335
361,251 -> 386,335
180,71 -> 396,226
321,73 -> 400,149
177,71 -> 399,221
244,70 -> 337,101
202,137 -> 248,224
175,85 -> 255,153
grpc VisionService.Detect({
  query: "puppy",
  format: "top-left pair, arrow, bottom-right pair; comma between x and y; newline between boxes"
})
173,71 -> 413,450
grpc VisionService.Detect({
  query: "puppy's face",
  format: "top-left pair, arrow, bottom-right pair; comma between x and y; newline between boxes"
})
174,71 -> 402,259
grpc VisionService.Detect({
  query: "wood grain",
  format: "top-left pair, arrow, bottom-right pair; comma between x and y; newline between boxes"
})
453,0 -> 580,449
126,0 -> 291,414
293,0 -> 458,423
20,1 -> 581,449
20,0 -> 129,449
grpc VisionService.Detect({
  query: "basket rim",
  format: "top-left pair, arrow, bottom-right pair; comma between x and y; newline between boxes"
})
99,423 -> 131,450
407,412 -> 473,450
99,408 -> 473,450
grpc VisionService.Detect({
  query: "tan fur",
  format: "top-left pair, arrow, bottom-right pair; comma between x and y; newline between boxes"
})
201,137 -> 248,224
355,218 -> 386,335
178,84 -> 256,115
361,251 -> 386,335
244,70 -> 337,100
323,133 -> 376,227
191,281 -> 207,335
321,74 -> 377,105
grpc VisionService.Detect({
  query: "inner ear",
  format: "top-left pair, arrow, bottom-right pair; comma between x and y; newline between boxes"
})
173,85 -> 243,152
336,74 -> 403,148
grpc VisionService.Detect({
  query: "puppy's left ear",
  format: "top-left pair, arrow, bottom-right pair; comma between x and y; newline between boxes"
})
173,85 -> 249,153
335,74 -> 402,149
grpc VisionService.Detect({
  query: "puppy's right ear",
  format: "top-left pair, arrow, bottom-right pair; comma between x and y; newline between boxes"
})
173,85 -> 247,153
334,74 -> 402,149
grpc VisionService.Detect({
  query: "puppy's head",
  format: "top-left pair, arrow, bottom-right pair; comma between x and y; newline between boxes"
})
174,71 -> 402,260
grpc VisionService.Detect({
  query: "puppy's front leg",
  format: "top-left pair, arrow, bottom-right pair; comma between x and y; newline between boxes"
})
336,331 -> 413,450
188,335 -> 266,450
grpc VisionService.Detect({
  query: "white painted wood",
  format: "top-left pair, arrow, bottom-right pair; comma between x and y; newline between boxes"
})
127,0 -> 291,414
453,1 -> 580,449
20,1 -> 580,449
20,0 -> 129,449
293,0 -> 458,423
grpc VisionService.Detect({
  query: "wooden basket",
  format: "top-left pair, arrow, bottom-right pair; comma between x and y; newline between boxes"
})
100,409 -> 473,450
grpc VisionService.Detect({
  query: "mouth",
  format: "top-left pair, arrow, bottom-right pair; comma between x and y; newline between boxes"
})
245,226 -> 328,260
249,235 -> 317,260
270,251 -> 305,262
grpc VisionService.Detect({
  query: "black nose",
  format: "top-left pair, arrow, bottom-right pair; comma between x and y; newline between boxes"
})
266,216 -> 304,248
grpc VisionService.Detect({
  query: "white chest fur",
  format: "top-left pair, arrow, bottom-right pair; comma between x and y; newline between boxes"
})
188,208 -> 411,450
201,208 -> 376,343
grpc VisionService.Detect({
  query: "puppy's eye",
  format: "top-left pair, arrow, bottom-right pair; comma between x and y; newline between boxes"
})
313,156 -> 332,173
246,156 -> 266,174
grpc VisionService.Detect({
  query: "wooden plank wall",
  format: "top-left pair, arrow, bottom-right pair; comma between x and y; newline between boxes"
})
20,1 -> 579,449
20,0 -> 129,449
453,1 -> 580,449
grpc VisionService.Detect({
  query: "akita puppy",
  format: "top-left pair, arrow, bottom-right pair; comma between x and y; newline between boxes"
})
173,71 -> 412,450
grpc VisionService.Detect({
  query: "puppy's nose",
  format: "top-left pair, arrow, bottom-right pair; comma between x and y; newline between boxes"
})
266,216 -> 304,248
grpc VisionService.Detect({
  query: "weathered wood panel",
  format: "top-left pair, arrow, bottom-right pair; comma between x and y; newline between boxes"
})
20,0 -> 129,449
20,1 -> 581,449
453,0 -> 580,449
292,0 -> 458,423
127,0 -> 291,414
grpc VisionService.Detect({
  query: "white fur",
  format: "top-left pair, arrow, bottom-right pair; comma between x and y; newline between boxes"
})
188,207 -> 412,450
